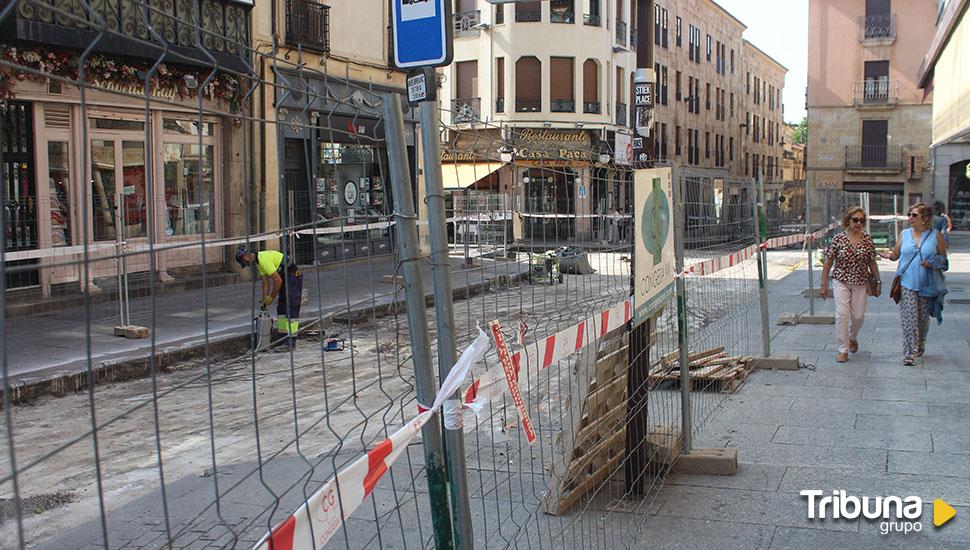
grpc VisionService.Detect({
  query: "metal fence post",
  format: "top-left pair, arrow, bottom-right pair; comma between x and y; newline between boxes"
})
806,179 -> 814,316
381,92 -> 455,550
419,99 -> 474,549
671,166 -> 692,453
754,174 -> 771,358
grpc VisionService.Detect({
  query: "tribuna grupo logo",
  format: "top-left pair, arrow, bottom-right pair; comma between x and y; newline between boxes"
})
801,490 -> 957,535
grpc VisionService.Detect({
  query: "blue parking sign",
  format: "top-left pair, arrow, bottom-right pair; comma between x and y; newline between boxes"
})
391,0 -> 454,68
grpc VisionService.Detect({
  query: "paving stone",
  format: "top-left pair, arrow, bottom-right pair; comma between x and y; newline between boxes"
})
630,516 -> 775,550
791,396 -> 930,416
777,467 -> 970,507
665,462 -> 788,492
772,425 -> 932,452
889,451 -> 970,479
854,413 -> 954,433
768,526 -> 969,550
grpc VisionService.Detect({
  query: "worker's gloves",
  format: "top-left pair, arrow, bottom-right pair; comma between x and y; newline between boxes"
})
261,295 -> 274,309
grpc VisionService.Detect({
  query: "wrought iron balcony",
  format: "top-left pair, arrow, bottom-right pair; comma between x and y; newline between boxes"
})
858,13 -> 896,43
616,102 -> 628,126
454,10 -> 481,36
583,101 -> 601,114
583,13 -> 601,26
516,99 -> 541,113
845,145 -> 903,172
7,0 -> 252,70
853,80 -> 899,107
515,8 -> 541,23
630,27 -> 637,51
286,0 -> 330,54
550,8 -> 575,24
616,20 -> 628,46
452,98 -> 481,123
551,99 -> 575,112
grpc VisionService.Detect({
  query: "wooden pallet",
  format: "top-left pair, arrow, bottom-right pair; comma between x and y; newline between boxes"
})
541,328 -> 630,516
649,348 -> 754,393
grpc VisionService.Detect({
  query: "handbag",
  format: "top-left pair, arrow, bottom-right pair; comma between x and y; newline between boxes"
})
867,271 -> 882,297
890,231 -> 929,304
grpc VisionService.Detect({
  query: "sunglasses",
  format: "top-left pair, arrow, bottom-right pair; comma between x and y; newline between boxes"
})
908,212 -> 921,218
850,217 -> 865,223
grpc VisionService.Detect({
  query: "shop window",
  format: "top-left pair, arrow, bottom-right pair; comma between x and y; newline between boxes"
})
48,141 -> 72,247
164,119 -> 214,136
91,139 -> 117,242
121,140 -> 147,238
164,143 -> 215,235
92,118 -> 145,131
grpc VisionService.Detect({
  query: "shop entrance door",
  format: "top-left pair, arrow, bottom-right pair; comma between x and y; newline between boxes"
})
284,138 -> 313,265
1,101 -> 39,289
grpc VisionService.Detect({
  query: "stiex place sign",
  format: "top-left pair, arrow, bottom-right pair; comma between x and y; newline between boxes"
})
391,0 -> 454,68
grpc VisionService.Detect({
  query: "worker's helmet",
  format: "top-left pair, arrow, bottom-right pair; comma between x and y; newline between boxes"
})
235,246 -> 251,268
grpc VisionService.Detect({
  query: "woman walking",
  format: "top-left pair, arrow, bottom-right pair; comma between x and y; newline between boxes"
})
820,207 -> 879,363
881,203 -> 949,365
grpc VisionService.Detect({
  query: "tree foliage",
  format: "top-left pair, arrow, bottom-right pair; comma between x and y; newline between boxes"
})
792,116 -> 808,145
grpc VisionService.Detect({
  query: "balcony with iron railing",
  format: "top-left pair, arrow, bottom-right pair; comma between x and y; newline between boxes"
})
6,0 -> 252,70
454,10 -> 481,36
551,98 -> 575,112
616,102 -> 628,126
853,80 -> 899,108
516,99 -> 541,113
452,98 -> 481,123
550,7 -> 575,24
584,13 -> 601,26
630,27 -> 637,51
286,0 -> 331,54
583,101 -> 601,114
858,13 -> 896,43
845,145 -> 903,172
616,20 -> 628,46
515,8 -> 542,23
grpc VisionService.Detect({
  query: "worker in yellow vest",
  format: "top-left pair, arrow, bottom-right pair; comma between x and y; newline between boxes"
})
236,246 -> 303,350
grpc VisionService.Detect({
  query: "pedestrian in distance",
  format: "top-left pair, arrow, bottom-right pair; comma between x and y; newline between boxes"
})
880,203 -> 949,366
932,200 -> 952,244
236,246 -> 304,351
819,206 -> 879,363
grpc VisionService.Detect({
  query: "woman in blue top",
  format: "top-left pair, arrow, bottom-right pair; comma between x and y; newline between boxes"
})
880,203 -> 948,365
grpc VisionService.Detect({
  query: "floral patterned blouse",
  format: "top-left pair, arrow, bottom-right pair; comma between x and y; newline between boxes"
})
826,232 -> 876,286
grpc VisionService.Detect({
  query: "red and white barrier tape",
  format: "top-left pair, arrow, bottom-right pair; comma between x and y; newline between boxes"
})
678,225 -> 836,279
252,329 -> 490,550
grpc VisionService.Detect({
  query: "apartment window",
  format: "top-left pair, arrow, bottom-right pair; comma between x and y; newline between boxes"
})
706,83 -> 711,110
730,49 -> 735,74
746,72 -> 750,94
714,134 -> 720,166
550,57 -> 575,112
495,3 -> 504,24
515,56 -> 542,112
730,92 -> 735,117
676,16 -> 682,47
496,57 -> 505,112
676,71 -> 682,101
706,34 -> 712,62
550,0 -> 575,23
654,4 -> 661,45
705,131 -> 710,159
688,25 -> 695,61
454,60 -> 479,121
687,76 -> 693,112
515,1 -> 541,22
675,125 -> 682,156
688,128 -> 694,164
729,137 -> 734,161
661,123 -> 669,159
583,59 -> 600,113
862,119 -> 889,166
769,85 -> 774,110
694,79 -> 700,113
716,40 -> 721,74
745,152 -> 749,175
660,65 -> 667,105
660,8 -> 668,48
694,129 -> 700,162
753,115 -> 759,143
583,0 -> 601,26
745,112 -> 750,135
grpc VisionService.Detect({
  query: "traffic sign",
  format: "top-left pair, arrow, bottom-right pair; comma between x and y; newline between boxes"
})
391,0 -> 454,69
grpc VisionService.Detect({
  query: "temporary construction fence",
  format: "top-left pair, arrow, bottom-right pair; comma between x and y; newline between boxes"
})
0,2 -> 871,549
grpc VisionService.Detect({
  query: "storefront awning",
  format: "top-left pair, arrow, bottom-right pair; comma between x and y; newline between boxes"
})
442,162 -> 504,189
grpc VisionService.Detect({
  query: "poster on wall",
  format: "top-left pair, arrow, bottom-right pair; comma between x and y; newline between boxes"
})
634,167 -> 675,326
615,133 -> 633,166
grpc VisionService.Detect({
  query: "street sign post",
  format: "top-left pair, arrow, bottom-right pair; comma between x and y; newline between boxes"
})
632,68 -> 656,163
391,0 -> 454,69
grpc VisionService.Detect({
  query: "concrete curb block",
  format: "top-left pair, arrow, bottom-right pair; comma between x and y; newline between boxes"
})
670,448 -> 738,475
753,356 -> 801,370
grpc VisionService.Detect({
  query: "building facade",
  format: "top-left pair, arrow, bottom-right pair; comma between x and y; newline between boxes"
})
253,0 -> 419,265
0,0 -> 253,295
918,0 -> 970,229
807,0 -> 935,219
782,124 -> 806,183
441,0 -> 786,242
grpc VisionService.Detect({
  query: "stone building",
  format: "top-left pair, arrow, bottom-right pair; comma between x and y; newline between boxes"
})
807,0 -> 935,219
440,0 -> 787,243
918,0 -> 970,229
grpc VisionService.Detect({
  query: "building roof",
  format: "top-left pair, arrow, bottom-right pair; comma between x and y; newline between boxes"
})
743,39 -> 788,73
918,0 -> 969,88
706,0 -> 748,31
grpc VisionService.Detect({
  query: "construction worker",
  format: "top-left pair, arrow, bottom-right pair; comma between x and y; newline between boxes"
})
236,246 -> 303,350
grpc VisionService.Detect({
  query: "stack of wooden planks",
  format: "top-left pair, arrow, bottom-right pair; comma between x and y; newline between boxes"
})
649,347 -> 754,393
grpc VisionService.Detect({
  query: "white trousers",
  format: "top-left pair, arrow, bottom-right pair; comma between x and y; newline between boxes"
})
833,280 -> 868,354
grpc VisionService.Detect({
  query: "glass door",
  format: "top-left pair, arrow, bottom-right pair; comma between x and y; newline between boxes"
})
89,137 -> 147,243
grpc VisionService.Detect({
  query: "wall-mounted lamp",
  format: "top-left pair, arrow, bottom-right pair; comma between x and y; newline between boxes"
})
498,144 -> 516,163
598,154 -> 611,164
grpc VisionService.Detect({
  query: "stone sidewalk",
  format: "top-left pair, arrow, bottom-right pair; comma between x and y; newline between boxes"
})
642,233 -> 970,549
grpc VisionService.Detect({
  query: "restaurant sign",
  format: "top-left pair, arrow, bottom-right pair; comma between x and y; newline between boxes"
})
513,128 -> 595,162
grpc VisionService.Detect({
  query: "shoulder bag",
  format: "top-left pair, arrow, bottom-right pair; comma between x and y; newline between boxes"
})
890,231 -> 929,304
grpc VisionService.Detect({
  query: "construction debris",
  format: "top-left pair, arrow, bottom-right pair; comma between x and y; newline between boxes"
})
649,347 -> 754,393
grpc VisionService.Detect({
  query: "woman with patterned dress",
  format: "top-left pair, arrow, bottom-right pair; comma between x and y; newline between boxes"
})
880,203 -> 949,365
820,207 -> 879,363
